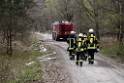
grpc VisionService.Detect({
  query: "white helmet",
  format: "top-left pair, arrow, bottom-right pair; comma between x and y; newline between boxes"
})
78,33 -> 83,37
70,31 -> 75,34
89,28 -> 94,33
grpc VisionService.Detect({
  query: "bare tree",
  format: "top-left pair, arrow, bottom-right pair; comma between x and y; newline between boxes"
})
0,0 -> 43,55
54,0 -> 74,21
75,0 -> 101,40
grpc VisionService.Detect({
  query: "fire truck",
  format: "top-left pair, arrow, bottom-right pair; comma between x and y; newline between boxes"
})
52,21 -> 74,41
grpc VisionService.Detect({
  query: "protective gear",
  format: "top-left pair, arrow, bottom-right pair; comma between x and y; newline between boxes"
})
75,38 -> 84,52
83,34 -> 88,42
75,37 -> 85,66
67,38 -> 76,51
76,52 -> 84,66
87,33 -> 99,64
78,33 -> 83,37
87,34 -> 98,49
67,33 -> 76,60
89,29 -> 94,33
83,33 -> 88,61
70,31 -> 75,34
88,49 -> 95,64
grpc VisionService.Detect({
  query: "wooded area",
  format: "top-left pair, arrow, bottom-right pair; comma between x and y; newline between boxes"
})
42,0 -> 124,41
0,0 -> 123,57
41,0 -> 124,59
0,0 -> 124,82
0,0 -> 44,55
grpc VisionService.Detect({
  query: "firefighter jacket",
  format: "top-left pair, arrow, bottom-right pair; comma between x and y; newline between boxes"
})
83,34 -> 88,50
67,34 -> 76,51
75,37 -> 86,52
83,34 -> 88,42
87,33 -> 99,49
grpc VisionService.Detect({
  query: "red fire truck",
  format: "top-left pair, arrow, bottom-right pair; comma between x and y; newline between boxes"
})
52,21 -> 74,41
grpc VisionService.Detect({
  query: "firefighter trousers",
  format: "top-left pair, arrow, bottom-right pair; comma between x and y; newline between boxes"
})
88,49 -> 96,64
69,50 -> 75,60
84,50 -> 88,61
76,51 -> 84,66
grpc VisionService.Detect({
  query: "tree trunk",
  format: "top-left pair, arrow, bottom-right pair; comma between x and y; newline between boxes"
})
118,1 -> 123,42
6,28 -> 9,54
6,0 -> 13,56
93,0 -> 100,40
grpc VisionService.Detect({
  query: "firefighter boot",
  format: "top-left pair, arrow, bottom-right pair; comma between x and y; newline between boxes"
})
89,60 -> 91,64
72,55 -> 75,60
76,62 -> 78,66
70,56 -> 72,60
69,51 -> 73,60
90,59 -> 94,64
88,56 -> 91,64
84,55 -> 88,61
83,55 -> 87,61
80,62 -> 83,67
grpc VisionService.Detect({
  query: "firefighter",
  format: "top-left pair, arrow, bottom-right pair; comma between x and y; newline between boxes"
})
83,33 -> 88,61
87,29 -> 99,64
67,31 -> 77,60
75,33 -> 86,66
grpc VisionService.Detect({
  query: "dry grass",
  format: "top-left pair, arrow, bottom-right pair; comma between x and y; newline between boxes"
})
100,36 -> 117,48
0,33 -> 44,83
100,36 -> 118,57
100,36 -> 124,62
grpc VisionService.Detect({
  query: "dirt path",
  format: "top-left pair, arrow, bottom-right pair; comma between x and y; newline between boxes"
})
43,46 -> 72,83
36,32 -> 124,83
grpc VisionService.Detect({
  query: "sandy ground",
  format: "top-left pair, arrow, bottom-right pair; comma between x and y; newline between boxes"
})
36,32 -> 124,83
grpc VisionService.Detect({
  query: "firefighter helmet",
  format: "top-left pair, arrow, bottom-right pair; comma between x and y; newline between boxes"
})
89,28 -> 94,33
70,31 -> 75,34
78,33 -> 83,37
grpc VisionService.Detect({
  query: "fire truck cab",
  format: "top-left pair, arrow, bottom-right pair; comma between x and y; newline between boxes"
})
52,21 -> 74,41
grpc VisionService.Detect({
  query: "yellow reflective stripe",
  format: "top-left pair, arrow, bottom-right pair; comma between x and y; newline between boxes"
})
69,48 -> 74,50
69,38 -> 75,48
88,42 -> 96,49
88,47 -> 96,49
80,48 -> 84,51
90,37 -> 93,43
90,34 -> 94,42
91,60 -> 94,62
75,48 -> 84,52
75,48 -> 80,52
76,38 -> 85,52
84,36 -> 87,41
88,56 -> 91,58
77,38 -> 82,47
84,35 -> 87,38
69,39 -> 71,48
78,42 -> 81,47
78,38 -> 82,41
79,60 -> 83,62
82,40 -> 84,45
76,60 -> 79,62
